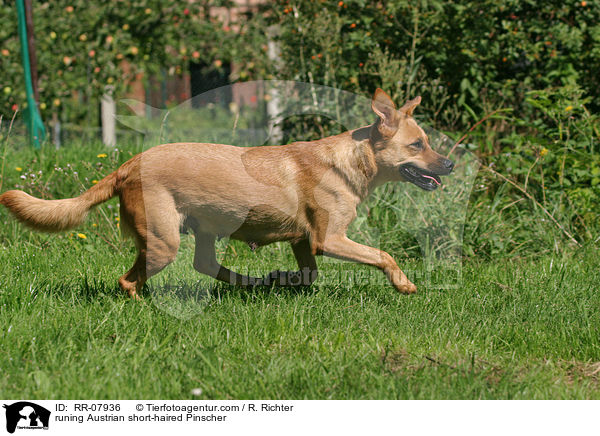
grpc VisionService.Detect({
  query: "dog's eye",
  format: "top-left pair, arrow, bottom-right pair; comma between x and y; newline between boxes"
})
409,140 -> 423,149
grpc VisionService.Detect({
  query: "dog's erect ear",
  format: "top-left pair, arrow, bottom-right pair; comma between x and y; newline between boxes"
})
400,96 -> 422,117
372,88 -> 399,136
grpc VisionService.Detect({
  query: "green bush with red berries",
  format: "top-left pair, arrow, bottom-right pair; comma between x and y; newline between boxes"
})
0,0 -> 249,122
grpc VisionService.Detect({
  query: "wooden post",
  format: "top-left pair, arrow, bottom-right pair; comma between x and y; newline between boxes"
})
101,86 -> 116,147
267,27 -> 282,143
52,112 -> 61,148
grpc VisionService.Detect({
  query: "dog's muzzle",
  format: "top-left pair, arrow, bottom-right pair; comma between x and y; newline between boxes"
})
399,162 -> 452,191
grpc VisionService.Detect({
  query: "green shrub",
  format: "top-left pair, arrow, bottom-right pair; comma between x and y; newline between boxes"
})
262,0 -> 600,130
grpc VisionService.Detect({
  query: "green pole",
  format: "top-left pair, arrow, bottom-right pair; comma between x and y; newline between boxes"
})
16,0 -> 46,148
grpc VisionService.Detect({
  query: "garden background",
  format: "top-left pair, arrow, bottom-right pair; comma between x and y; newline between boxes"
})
0,0 -> 599,399
1,0 -> 598,255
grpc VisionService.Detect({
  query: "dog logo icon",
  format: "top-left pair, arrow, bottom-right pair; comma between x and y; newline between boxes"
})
3,402 -> 50,433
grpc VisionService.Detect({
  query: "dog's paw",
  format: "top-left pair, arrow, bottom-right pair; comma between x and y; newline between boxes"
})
386,269 -> 417,294
393,281 -> 417,294
128,290 -> 142,300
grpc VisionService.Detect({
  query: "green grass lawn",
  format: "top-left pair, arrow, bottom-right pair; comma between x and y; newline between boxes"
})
0,140 -> 599,399
1,233 -> 599,399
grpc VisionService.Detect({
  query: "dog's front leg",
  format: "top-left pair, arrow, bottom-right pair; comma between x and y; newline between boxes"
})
319,235 -> 416,294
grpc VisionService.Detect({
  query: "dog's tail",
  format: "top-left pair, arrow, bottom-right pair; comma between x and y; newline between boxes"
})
0,171 -> 118,232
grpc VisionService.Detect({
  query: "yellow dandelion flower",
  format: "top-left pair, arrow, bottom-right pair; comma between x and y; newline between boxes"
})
540,147 -> 549,157
92,223 -> 98,227
77,233 -> 87,239
115,217 -> 120,222
92,180 -> 99,184
565,105 -> 573,112
97,153 -> 107,158
15,167 -> 22,171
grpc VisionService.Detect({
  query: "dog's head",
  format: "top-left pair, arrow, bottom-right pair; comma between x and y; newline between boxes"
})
369,88 -> 454,191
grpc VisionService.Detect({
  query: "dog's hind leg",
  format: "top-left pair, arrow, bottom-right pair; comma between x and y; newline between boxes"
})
119,230 -> 180,299
192,232 -> 263,287
118,252 -> 146,299
118,190 -> 181,299
262,239 -> 319,286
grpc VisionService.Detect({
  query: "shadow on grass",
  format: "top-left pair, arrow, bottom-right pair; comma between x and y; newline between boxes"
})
32,276 -> 126,303
139,280 -> 321,319
34,275 -> 323,307
35,268 -> 404,316
145,280 -> 318,303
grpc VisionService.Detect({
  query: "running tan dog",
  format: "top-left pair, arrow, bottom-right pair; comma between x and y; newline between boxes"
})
0,89 -> 453,298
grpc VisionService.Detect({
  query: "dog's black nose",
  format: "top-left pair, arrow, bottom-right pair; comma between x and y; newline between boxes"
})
442,158 -> 454,171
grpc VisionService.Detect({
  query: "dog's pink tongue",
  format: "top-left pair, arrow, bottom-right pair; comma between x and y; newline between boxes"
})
422,174 -> 440,185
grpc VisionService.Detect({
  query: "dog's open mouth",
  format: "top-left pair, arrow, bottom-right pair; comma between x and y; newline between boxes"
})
399,163 -> 443,191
